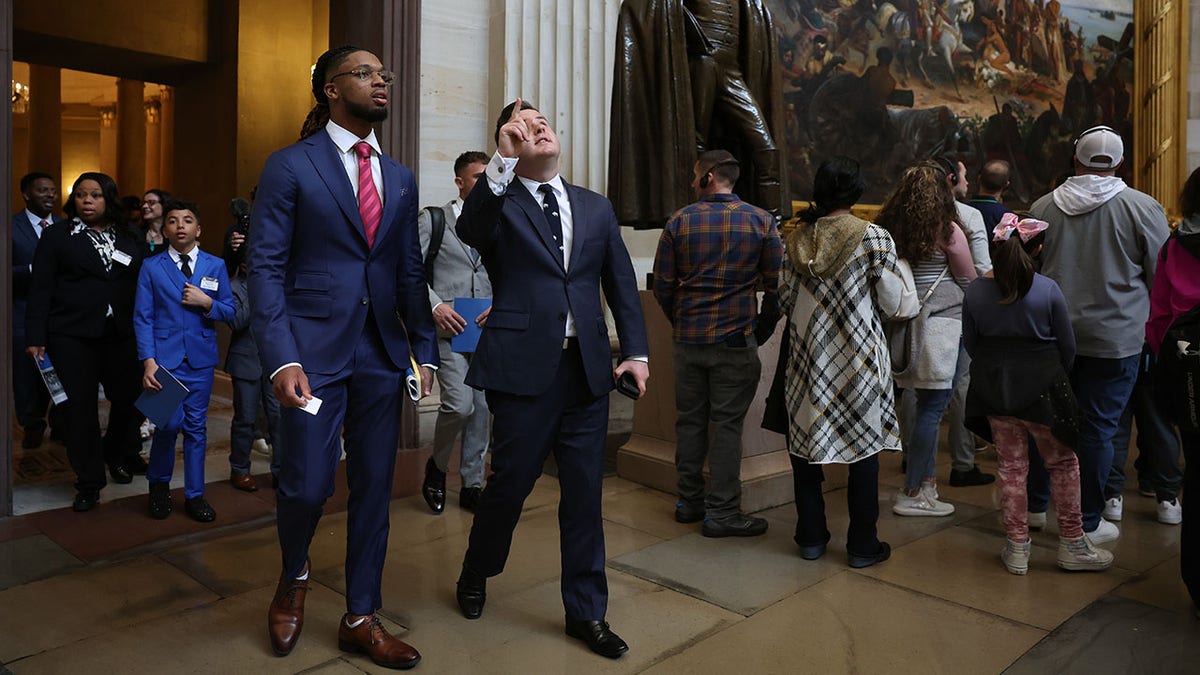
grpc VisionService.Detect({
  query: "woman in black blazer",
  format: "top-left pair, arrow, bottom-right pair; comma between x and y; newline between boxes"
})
25,172 -> 147,511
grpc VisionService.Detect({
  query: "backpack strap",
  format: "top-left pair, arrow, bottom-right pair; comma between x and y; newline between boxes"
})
423,206 -> 446,284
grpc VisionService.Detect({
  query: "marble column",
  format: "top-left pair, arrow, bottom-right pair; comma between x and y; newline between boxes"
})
144,98 -> 162,190
1135,0 -> 1190,213
116,78 -> 147,195
492,0 -> 620,193
158,86 -> 175,192
98,107 -> 118,179
27,65 -> 62,187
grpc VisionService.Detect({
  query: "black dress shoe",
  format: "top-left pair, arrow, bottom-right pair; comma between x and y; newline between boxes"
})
674,502 -> 704,524
422,457 -> 446,514
459,486 -> 483,512
72,491 -> 99,512
565,619 -> 628,659
797,543 -> 827,560
456,564 -> 487,620
184,496 -> 217,523
149,481 -> 172,520
847,541 -> 891,569
702,513 -> 769,538
107,462 -> 133,484
125,455 -> 149,476
949,466 -> 996,487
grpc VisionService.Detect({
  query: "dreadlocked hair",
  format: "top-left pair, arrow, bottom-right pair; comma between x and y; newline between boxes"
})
875,164 -> 962,262
299,45 -> 367,140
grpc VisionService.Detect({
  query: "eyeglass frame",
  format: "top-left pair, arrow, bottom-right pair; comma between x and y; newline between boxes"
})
328,67 -> 396,86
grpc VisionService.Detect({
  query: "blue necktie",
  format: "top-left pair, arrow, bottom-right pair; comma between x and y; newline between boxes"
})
538,184 -> 564,263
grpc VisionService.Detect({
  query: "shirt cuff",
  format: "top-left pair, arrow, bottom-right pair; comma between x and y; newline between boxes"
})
421,363 -> 439,371
625,355 -> 649,363
431,301 -> 445,312
485,151 -> 519,195
270,362 -> 302,381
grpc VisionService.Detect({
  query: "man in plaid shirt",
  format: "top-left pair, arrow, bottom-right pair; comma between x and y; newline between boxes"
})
652,149 -> 782,537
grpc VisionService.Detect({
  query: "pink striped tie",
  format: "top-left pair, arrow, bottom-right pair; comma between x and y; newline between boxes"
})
354,141 -> 382,247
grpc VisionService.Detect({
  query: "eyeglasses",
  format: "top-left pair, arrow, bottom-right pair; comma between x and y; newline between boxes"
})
330,68 -> 395,86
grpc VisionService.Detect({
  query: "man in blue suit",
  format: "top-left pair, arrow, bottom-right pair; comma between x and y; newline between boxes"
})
454,99 -> 650,659
249,46 -> 434,670
134,199 -> 235,522
12,172 -> 61,448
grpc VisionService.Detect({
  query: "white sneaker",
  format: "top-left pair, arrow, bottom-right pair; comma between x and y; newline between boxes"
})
1157,499 -> 1182,525
1058,535 -> 1114,571
1102,495 -> 1123,521
1028,511 -> 1047,530
252,438 -> 272,456
893,487 -> 956,517
1001,539 -> 1031,575
1085,518 -> 1120,545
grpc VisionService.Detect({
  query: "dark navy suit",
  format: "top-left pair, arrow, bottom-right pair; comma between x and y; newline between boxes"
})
133,248 -> 235,498
248,127 -> 437,615
11,211 -> 59,431
457,173 -> 648,621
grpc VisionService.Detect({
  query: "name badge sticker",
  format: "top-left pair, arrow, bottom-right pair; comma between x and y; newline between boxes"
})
111,250 -> 132,266
200,276 -> 220,291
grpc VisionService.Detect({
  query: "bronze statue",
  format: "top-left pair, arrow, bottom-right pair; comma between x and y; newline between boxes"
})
609,0 -> 789,228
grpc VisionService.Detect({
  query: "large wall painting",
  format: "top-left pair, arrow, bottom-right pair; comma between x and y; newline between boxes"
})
769,0 -> 1134,207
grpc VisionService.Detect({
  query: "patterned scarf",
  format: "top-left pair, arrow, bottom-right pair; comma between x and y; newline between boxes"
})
70,218 -> 117,272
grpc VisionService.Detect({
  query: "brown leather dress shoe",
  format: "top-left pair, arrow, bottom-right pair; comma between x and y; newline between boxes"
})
267,572 -> 309,656
231,472 -> 258,492
338,614 -> 421,669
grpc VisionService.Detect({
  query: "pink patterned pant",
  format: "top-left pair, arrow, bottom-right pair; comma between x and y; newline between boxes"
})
988,416 -> 1084,540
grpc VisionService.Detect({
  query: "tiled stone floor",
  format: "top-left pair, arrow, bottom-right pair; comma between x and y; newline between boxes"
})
2,418 -> 1198,672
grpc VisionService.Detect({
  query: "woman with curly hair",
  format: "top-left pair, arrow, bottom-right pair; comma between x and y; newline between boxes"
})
876,162 -> 977,517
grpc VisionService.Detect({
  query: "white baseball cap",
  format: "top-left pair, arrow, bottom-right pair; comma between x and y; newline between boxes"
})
1074,126 -> 1124,169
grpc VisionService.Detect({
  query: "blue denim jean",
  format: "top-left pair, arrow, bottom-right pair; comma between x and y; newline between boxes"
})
904,388 -> 955,491
1027,354 -> 1139,531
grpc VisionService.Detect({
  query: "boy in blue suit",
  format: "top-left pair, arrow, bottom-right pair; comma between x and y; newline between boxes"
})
134,199 -> 235,522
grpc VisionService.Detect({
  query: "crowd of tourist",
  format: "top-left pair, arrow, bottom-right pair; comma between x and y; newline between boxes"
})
9,117 -> 1198,662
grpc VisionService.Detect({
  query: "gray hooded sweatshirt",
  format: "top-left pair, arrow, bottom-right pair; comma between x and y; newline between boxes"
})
1029,175 -> 1170,359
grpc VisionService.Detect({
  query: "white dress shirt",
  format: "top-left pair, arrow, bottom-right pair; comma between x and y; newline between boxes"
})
325,119 -> 383,201
25,209 -> 50,238
167,243 -> 199,275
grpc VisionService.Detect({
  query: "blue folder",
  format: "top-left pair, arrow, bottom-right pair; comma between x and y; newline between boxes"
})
135,367 -> 190,428
451,298 -> 492,353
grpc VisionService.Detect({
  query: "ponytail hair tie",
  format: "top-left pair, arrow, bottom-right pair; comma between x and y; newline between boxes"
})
992,212 -> 1049,243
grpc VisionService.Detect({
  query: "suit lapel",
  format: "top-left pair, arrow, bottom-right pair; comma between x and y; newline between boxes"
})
304,134 -> 369,247
565,183 -> 587,275
443,205 -> 479,267
13,214 -> 36,253
71,228 -> 109,278
375,156 -> 403,250
158,251 -> 187,292
507,182 -> 565,274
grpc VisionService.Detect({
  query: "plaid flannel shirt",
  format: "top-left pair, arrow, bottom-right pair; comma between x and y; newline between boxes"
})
652,193 -> 782,344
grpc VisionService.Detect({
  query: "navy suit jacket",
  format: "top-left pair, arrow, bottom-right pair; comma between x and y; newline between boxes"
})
134,248 -> 235,370
11,212 -> 62,335
248,131 -> 437,377
456,176 -> 648,398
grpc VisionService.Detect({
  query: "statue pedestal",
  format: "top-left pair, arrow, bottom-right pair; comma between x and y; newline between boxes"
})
616,292 -> 794,513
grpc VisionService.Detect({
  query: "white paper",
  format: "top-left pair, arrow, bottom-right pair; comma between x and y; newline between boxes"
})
111,250 -> 132,266
200,276 -> 219,291
298,395 -> 323,416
